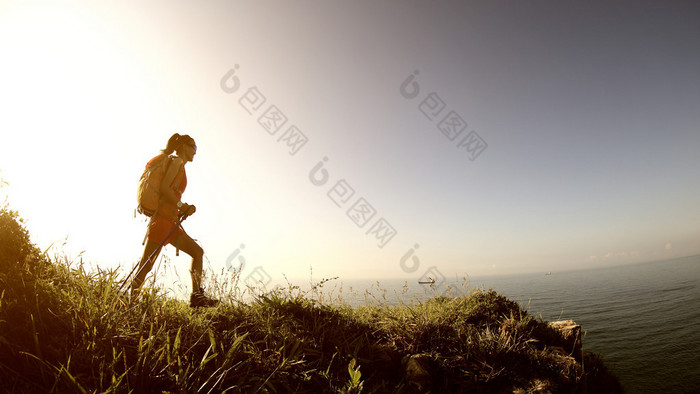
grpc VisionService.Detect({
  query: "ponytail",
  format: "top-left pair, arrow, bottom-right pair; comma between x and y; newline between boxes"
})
162,133 -> 182,155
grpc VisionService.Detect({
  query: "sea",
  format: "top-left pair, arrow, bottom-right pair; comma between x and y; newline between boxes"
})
327,255 -> 700,393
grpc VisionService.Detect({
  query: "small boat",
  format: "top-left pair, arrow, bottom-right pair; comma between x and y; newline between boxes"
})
418,277 -> 435,284
545,272 -> 552,276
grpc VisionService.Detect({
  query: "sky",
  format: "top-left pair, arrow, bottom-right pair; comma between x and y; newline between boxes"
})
1,0 -> 699,292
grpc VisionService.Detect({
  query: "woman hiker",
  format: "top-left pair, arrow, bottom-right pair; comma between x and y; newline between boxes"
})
130,133 -> 218,307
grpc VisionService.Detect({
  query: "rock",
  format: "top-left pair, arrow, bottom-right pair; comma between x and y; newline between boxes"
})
402,354 -> 432,392
375,348 -> 393,364
548,320 -> 582,359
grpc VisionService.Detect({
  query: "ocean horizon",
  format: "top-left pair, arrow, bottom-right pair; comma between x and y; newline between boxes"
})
311,255 -> 700,393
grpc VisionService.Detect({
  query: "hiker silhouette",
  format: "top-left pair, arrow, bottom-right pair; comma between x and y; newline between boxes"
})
130,133 -> 217,307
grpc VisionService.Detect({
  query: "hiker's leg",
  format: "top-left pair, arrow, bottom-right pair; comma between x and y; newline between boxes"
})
131,241 -> 162,295
171,233 -> 204,291
171,232 -> 217,308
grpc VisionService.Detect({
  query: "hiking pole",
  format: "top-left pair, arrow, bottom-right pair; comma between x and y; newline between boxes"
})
118,213 -> 189,296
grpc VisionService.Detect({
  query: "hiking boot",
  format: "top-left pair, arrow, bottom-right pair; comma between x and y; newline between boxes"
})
189,288 -> 219,308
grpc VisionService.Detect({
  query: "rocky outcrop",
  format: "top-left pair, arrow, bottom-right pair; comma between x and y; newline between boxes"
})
549,319 -> 583,360
402,354 -> 433,392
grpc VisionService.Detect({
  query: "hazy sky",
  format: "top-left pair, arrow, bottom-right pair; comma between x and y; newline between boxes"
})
1,1 -> 698,289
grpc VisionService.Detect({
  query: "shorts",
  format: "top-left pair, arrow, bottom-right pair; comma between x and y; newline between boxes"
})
146,214 -> 186,246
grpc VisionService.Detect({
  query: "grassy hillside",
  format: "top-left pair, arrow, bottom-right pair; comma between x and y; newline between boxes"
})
0,205 -> 622,393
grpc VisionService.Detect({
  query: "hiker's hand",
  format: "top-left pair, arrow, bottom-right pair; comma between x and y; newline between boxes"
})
180,203 -> 196,217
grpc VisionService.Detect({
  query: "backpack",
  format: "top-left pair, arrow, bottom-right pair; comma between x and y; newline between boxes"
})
136,154 -> 173,217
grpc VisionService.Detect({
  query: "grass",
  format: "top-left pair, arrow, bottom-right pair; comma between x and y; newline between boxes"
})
0,204 -> 623,393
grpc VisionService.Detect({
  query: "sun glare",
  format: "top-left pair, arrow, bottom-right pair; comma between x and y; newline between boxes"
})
0,1 -> 165,267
